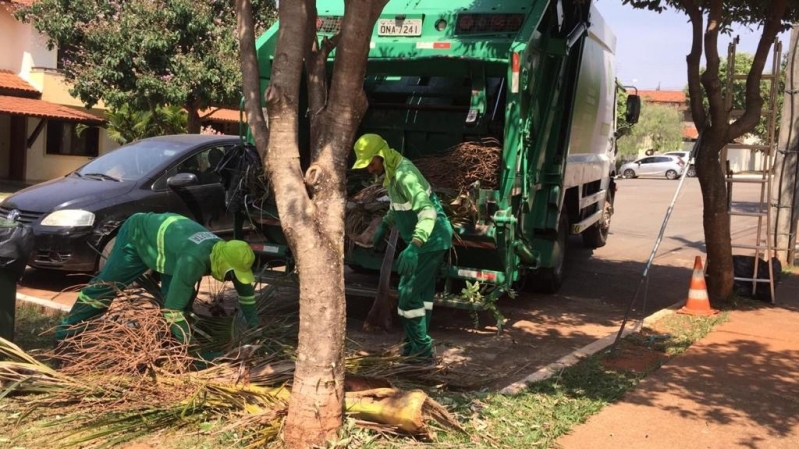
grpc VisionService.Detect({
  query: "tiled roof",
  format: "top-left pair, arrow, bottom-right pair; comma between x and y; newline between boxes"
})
635,90 -> 687,104
0,70 -> 39,95
200,107 -> 243,123
0,95 -> 105,123
0,0 -> 35,8
683,123 -> 699,140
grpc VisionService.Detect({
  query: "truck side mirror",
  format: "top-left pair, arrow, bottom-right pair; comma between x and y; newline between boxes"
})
625,95 -> 641,124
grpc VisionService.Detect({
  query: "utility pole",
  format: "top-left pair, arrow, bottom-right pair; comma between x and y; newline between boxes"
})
772,24 -> 799,266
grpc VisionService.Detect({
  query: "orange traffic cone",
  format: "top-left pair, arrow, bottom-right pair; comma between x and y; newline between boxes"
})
678,256 -> 719,316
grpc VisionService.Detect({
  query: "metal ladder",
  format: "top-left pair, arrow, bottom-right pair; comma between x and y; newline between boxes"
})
721,38 -> 782,303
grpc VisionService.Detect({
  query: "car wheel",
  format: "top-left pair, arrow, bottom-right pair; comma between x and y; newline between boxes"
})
98,236 -> 116,272
623,169 -> 636,179
687,166 -> 697,177
666,169 -> 679,180
529,213 -> 568,294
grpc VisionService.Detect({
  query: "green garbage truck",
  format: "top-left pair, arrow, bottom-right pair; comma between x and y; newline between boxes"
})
245,0 -> 640,320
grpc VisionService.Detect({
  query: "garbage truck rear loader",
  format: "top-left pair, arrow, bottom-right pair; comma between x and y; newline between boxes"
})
248,0 -> 640,324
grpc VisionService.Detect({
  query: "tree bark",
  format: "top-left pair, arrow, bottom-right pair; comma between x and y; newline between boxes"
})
186,104 -> 201,134
772,23 -> 799,266
235,0 -> 269,156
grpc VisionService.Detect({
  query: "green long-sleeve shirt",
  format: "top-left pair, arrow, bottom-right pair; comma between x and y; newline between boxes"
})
383,158 -> 453,252
127,213 -> 257,327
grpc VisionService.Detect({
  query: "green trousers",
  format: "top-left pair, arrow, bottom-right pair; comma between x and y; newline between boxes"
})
54,220 -> 192,343
397,249 -> 445,358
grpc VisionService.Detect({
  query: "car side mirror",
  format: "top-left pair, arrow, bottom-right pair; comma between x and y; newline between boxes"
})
625,95 -> 641,124
167,172 -> 198,188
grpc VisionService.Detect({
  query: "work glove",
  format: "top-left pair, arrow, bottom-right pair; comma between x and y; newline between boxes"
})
371,222 -> 390,250
397,243 -> 420,277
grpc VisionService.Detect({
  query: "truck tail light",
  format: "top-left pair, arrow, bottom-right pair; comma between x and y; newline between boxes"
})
455,13 -> 525,34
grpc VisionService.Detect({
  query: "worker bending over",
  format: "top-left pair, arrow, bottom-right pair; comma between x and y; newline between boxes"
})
55,212 -> 259,345
352,134 -> 453,359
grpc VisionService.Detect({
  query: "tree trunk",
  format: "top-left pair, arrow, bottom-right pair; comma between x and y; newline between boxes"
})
186,105 -> 201,134
695,130 -> 734,301
236,0 -> 386,446
772,23 -> 799,266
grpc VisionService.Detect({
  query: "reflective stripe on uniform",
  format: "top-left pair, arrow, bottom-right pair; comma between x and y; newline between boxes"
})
417,209 -> 437,221
162,309 -> 186,324
391,201 -> 412,211
397,307 -> 426,319
391,187 -> 433,211
239,295 -> 256,306
156,215 -> 186,272
76,292 -> 109,309
424,301 -> 433,310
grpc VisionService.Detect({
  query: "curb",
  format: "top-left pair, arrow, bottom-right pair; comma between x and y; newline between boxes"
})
499,302 -> 682,395
16,292 -> 72,313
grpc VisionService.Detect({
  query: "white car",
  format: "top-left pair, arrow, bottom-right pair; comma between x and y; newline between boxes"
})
619,155 -> 686,180
664,151 -> 696,177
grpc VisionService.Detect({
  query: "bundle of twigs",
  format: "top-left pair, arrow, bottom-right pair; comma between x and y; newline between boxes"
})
0,281 -> 461,448
345,184 -> 390,253
413,137 -> 502,192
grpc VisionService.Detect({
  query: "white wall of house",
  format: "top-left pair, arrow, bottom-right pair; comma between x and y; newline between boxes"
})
0,9 -> 55,78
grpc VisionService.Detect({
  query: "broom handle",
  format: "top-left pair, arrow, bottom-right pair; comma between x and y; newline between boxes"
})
376,228 -> 400,303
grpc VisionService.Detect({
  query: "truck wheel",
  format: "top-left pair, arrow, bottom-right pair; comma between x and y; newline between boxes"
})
666,169 -> 678,180
582,190 -> 613,249
530,214 -> 568,294
623,169 -> 636,178
687,166 -> 697,177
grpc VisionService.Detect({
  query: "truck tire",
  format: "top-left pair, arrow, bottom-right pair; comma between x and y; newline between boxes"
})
687,165 -> 696,177
530,214 -> 568,294
582,190 -> 613,249
623,169 -> 636,178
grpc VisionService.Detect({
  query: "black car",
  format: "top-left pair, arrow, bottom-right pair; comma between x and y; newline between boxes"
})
0,134 -> 243,272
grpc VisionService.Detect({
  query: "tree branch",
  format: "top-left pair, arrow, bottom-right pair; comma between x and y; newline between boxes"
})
235,0 -> 269,156
678,0 -> 707,129
702,0 -> 727,134
729,0 -> 787,139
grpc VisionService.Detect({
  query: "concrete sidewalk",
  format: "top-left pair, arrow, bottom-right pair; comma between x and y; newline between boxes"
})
557,275 -> 799,449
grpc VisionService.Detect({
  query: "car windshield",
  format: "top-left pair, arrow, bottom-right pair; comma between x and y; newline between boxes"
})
74,140 -> 186,182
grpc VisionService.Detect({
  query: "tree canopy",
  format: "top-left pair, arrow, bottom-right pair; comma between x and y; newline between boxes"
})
617,102 -> 684,158
686,52 -> 785,144
16,0 -> 276,132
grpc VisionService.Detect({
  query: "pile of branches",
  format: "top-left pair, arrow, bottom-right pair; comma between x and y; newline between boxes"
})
413,137 -> 502,192
0,285 -> 462,448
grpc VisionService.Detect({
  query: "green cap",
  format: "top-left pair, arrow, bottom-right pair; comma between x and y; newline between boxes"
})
218,240 -> 255,284
352,134 -> 389,169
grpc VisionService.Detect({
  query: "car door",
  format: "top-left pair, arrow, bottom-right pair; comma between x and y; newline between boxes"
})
637,157 -> 656,176
159,144 -> 236,233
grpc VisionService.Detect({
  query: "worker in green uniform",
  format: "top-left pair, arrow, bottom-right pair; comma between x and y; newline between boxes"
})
54,212 -> 259,346
352,134 -> 453,359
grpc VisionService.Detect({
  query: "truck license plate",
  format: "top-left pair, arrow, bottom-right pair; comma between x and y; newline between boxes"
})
377,19 -> 422,36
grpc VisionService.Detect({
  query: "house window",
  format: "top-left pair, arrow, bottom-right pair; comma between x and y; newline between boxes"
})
46,121 -> 100,157
56,45 -> 75,70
